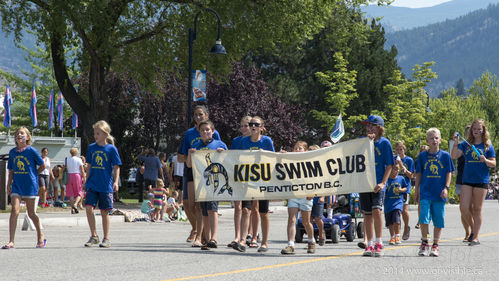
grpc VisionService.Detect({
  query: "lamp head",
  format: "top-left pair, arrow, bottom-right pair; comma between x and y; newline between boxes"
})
210,40 -> 226,55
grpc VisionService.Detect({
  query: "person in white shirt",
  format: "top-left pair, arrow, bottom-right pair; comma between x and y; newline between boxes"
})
62,148 -> 86,214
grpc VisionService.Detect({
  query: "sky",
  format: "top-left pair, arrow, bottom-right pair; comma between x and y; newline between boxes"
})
390,0 -> 452,8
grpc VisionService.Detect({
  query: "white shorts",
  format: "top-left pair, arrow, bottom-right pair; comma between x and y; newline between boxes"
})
288,198 -> 313,212
11,193 -> 37,199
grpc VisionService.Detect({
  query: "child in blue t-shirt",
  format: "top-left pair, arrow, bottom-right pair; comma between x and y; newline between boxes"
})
415,128 -> 454,257
384,163 -> 408,245
360,115 -> 394,257
187,120 -> 227,250
395,141 -> 415,241
2,127 -> 46,249
84,120 -> 122,248
141,193 -> 155,220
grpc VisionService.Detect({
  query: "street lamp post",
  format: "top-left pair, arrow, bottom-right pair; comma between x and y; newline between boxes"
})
187,8 -> 226,127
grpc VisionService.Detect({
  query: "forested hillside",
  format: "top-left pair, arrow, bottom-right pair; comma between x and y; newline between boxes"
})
385,3 -> 499,95
363,0 -> 499,32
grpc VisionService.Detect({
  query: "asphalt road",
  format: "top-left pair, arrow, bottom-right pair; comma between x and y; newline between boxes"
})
0,200 -> 498,281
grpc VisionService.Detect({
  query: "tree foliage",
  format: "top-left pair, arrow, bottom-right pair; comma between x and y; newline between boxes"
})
206,62 -> 306,150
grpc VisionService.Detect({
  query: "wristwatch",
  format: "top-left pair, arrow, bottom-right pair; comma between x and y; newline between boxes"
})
444,186 -> 449,191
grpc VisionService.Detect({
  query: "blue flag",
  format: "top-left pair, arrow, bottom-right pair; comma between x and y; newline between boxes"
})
72,109 -> 78,129
330,114 -> 345,144
48,90 -> 54,130
57,92 -> 64,131
30,85 -> 38,127
3,86 -> 13,128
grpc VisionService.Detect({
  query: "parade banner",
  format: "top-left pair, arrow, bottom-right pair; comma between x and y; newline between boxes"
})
192,138 -> 376,202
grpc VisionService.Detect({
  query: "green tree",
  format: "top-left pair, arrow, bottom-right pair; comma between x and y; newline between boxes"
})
311,52 -> 357,131
382,62 -> 437,157
456,78 -> 465,96
468,71 -> 499,145
0,0 -> 388,144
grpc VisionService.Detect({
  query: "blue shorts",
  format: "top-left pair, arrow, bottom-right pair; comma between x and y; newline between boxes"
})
359,191 -> 384,214
419,199 -> 445,228
201,201 -> 218,216
85,189 -> 114,210
288,198 -> 313,212
311,203 -> 324,218
384,209 -> 401,227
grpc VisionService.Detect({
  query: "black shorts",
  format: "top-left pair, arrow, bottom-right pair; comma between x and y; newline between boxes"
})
311,202 -> 324,218
385,209 -> 401,227
201,201 -> 218,216
174,175 -> 183,191
241,200 -> 270,214
186,167 -> 194,182
144,179 -> 156,189
463,183 -> 488,189
38,174 -> 49,187
359,191 -> 384,214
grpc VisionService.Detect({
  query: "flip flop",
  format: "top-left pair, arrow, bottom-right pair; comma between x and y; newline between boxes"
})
207,240 -> 218,248
1,244 -> 14,249
257,246 -> 268,252
248,241 -> 259,248
36,239 -> 47,248
191,242 -> 203,247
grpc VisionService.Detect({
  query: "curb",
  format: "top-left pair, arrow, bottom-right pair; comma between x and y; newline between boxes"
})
0,215 -> 125,228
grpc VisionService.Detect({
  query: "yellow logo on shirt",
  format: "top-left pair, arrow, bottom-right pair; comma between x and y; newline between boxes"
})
95,155 -> 103,166
429,162 -> 438,175
471,150 -> 480,160
16,159 -> 25,171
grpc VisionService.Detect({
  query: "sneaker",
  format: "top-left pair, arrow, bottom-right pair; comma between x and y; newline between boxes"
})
389,238 -> 396,245
307,242 -> 316,254
281,245 -> 295,255
84,236 -> 100,247
418,241 -> 429,256
429,244 -> 439,257
374,243 -> 384,257
99,239 -> 111,248
318,238 -> 325,246
363,245 -> 374,257
395,236 -> 402,244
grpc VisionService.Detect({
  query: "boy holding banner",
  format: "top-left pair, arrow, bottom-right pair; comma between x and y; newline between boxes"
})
187,120 -> 228,250
360,115 -> 394,257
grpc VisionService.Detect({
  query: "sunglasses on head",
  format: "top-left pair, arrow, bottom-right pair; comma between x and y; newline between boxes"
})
249,122 -> 262,127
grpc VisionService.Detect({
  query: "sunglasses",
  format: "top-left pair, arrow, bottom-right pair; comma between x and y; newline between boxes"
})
249,122 -> 262,127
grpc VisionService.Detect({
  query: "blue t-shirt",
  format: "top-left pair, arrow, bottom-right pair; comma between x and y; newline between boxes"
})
8,146 -> 44,196
138,155 -> 162,181
399,155 -> 414,194
374,137 -> 394,185
384,175 -> 408,213
239,135 -> 275,152
194,139 -> 228,151
458,142 -> 495,184
180,127 -> 221,155
415,150 -> 455,202
86,143 -> 122,193
230,136 -> 244,150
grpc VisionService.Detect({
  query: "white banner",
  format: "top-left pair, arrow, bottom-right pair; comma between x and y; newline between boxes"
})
192,138 -> 376,202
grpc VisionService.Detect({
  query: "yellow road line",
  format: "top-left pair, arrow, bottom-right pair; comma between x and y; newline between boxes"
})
163,232 -> 499,281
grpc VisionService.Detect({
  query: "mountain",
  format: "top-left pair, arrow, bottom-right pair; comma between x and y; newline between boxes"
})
0,28 -> 35,78
385,3 -> 499,96
363,0 -> 499,32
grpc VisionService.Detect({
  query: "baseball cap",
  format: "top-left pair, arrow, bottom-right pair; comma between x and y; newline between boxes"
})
361,115 -> 384,127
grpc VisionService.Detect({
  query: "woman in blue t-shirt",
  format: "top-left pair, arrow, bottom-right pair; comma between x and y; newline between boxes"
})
451,119 -> 496,246
179,105 -> 221,245
233,116 -> 275,253
229,116 -> 252,248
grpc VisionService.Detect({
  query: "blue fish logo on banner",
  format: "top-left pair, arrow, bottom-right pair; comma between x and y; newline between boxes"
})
192,70 -> 206,102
